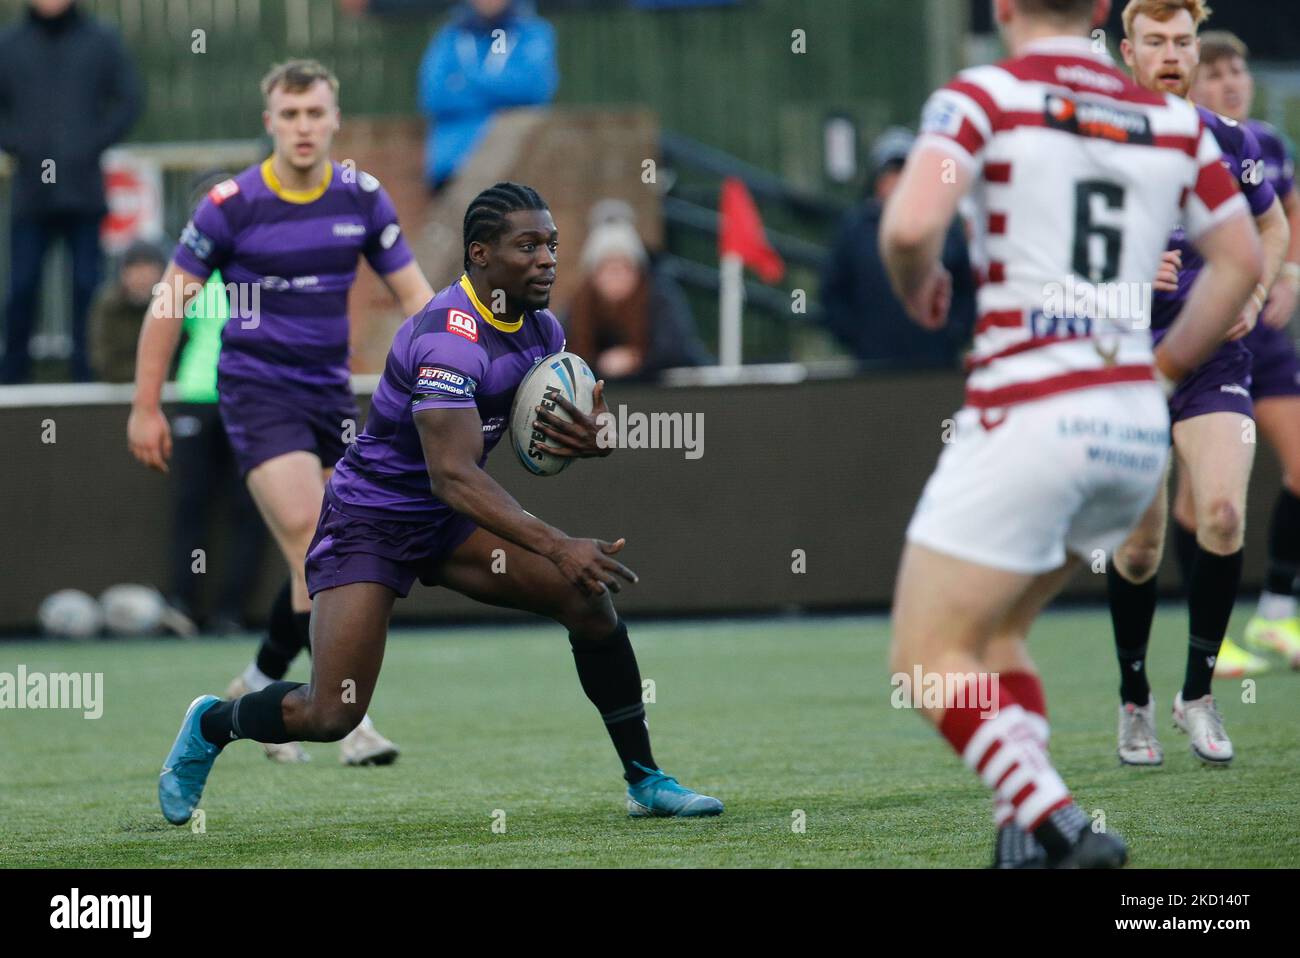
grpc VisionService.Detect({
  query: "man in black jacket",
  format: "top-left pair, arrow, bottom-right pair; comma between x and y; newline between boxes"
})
0,0 -> 143,383
820,127 -> 976,370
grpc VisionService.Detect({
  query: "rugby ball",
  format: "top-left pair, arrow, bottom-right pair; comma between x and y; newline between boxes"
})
38,589 -> 103,640
100,584 -> 166,637
510,351 -> 596,477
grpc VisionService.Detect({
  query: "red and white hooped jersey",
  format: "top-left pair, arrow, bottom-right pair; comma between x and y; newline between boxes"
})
915,36 -> 1247,411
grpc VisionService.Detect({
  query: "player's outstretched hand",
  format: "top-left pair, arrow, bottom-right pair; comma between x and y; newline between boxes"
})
1153,249 -> 1181,293
549,536 -> 638,597
534,380 -> 614,458
904,264 -> 952,330
127,405 -> 172,473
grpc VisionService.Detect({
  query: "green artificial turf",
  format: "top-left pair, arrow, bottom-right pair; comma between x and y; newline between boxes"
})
1,610 -> 1296,867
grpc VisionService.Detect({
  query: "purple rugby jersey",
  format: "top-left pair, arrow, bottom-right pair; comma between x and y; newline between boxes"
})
172,159 -> 415,387
1242,119 -> 1300,400
1247,118 -> 1297,203
327,274 -> 566,522
1151,106 -> 1277,334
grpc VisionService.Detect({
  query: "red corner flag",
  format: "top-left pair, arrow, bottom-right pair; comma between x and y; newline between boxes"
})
718,177 -> 785,284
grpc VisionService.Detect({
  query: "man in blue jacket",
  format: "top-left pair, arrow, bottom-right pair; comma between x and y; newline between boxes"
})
418,0 -> 558,193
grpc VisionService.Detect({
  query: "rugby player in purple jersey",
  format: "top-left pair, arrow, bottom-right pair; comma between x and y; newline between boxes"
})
1187,31 -> 1300,670
130,61 -> 435,766
1107,1 -> 1291,769
156,183 -> 723,825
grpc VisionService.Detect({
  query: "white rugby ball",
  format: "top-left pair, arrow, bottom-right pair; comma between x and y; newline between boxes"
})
38,589 -> 103,640
510,351 -> 596,476
100,584 -> 166,637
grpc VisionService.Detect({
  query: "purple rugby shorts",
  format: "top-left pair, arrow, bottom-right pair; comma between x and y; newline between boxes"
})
1243,320 -> 1300,401
1162,339 -> 1254,424
217,373 -> 361,476
304,493 -> 479,599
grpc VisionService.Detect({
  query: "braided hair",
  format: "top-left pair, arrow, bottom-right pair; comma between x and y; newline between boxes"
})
462,182 -> 549,272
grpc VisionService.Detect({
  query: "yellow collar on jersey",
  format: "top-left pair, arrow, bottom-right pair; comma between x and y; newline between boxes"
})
260,158 -> 332,204
459,274 -> 524,333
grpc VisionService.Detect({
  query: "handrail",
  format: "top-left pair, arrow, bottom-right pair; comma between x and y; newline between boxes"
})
663,195 -> 831,271
661,130 -> 848,220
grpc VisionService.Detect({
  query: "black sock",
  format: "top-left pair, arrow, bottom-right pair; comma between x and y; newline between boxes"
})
1172,520 -> 1198,594
254,582 -> 300,680
1265,488 -> 1300,597
1107,559 -> 1155,706
569,619 -> 657,783
200,681 -> 304,748
1183,547 -> 1243,701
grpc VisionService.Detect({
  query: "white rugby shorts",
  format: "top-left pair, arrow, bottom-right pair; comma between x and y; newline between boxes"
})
906,383 -> 1171,574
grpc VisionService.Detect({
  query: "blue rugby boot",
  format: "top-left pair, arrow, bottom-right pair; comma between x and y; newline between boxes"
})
625,762 -> 723,817
159,695 -> 221,825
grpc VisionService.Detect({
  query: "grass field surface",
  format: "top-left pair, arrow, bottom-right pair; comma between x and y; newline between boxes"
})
1,609 -> 1296,868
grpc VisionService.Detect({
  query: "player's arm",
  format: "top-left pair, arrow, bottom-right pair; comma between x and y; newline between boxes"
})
126,261 -> 207,472
380,261 -> 435,318
1157,214 -> 1263,386
880,145 -> 970,330
413,407 -> 636,596
881,76 -> 989,330
1262,187 -> 1300,329
1226,196 -> 1291,338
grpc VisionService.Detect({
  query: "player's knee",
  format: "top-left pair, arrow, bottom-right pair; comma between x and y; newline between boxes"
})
1115,540 -> 1161,583
557,593 -> 618,640
1200,496 -> 1244,550
302,698 -> 363,742
316,710 -> 362,743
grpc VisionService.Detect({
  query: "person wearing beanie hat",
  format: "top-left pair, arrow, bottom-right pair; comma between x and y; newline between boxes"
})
88,239 -> 167,383
565,206 -> 709,380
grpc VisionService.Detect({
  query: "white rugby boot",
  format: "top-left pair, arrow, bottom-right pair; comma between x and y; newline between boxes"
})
1117,696 -> 1163,766
1172,691 -> 1234,766
339,715 -> 401,766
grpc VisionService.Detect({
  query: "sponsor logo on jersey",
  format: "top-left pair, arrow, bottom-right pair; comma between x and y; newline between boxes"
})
291,275 -> 319,289
1220,383 -> 1250,398
358,171 -> 380,193
1044,94 -> 1153,145
482,415 -> 505,434
414,364 -> 476,400
1054,64 -> 1124,94
262,275 -> 291,292
380,223 -> 401,250
208,179 -> 240,205
333,222 -> 367,237
447,309 -> 478,342
920,95 -> 963,137
179,221 -> 215,263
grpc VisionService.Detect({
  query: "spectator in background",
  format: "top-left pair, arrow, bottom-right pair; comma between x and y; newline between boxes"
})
165,173 -> 267,635
0,0 -> 143,383
820,127 -> 975,369
565,202 -> 711,380
88,240 -> 166,383
417,0 -> 558,193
